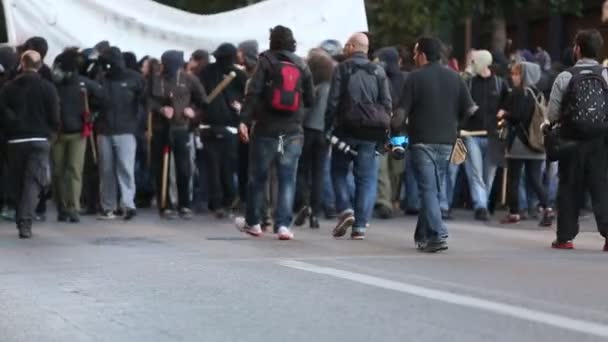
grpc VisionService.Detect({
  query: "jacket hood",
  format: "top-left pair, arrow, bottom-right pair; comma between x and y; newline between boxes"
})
102,47 -> 126,77
213,43 -> 238,67
375,47 -> 400,76
238,40 -> 259,70
161,50 -> 185,79
521,61 -> 541,88
307,52 -> 333,85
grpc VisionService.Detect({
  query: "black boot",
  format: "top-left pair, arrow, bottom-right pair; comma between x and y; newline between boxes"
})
17,220 -> 32,239
309,215 -> 320,229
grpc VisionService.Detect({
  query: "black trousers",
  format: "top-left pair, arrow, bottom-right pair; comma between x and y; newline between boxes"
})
81,133 -> 100,213
151,128 -> 192,211
7,141 -> 51,224
557,138 -> 608,241
202,135 -> 238,211
507,159 -> 548,215
295,129 -> 328,216
238,140 -> 249,205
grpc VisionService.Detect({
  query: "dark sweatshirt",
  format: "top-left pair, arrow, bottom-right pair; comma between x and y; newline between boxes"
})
0,71 -> 60,141
55,75 -> 104,134
96,47 -> 145,136
241,50 -> 314,137
400,62 -> 475,145
464,75 -> 508,137
147,50 -> 207,131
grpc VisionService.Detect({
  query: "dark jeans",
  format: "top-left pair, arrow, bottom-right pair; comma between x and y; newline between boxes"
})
331,137 -> 378,232
7,141 -> 51,225
238,140 -> 249,204
151,128 -> 192,211
557,138 -> 608,241
246,133 -> 303,229
411,144 -> 452,244
295,129 -> 328,216
506,159 -> 547,214
202,135 -> 238,211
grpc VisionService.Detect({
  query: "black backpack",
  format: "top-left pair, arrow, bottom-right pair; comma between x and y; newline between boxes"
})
340,62 -> 390,130
562,66 -> 608,138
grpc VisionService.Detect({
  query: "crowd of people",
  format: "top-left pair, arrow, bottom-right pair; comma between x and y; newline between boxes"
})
0,25 -> 606,253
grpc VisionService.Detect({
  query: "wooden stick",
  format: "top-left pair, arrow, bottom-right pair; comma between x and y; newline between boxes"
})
206,71 -> 237,103
160,146 -> 170,210
459,130 -> 488,137
501,166 -> 508,206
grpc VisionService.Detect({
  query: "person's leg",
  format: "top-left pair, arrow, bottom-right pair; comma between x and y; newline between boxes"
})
97,135 -> 117,212
274,134 -> 304,229
375,154 -> 393,210
7,144 -> 27,224
404,150 -> 420,212
51,135 -> 67,216
506,159 -> 523,216
64,134 -> 87,216
310,132 -> 328,218
171,130 -> 193,210
113,134 -> 137,211
322,149 -> 336,214
351,140 -> 379,234
585,141 -> 608,239
20,142 -> 51,232
331,147 -> 353,215
295,130 -> 313,212
524,160 -> 548,209
411,144 -> 450,243
220,135 -> 238,211
245,136 -> 276,227
463,137 -> 488,211
388,155 -> 405,207
556,149 -> 583,242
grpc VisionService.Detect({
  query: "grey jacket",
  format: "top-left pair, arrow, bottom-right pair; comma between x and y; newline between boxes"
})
548,59 -> 608,123
303,82 -> 330,131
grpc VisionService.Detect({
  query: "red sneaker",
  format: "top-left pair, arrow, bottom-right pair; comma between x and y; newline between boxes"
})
551,240 -> 574,250
500,214 -> 520,224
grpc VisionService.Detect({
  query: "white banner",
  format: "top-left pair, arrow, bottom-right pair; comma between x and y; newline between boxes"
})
2,0 -> 368,62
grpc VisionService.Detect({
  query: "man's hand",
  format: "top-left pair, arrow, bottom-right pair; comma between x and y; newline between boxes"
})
238,123 -> 249,143
183,107 -> 196,119
231,101 -> 242,114
161,106 -> 174,119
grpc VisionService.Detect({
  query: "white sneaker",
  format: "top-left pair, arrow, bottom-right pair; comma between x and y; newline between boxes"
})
235,217 -> 263,237
277,226 -> 294,240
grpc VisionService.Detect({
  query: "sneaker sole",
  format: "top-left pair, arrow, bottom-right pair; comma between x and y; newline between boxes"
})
551,245 -> 574,250
351,236 -> 365,240
278,234 -> 294,240
97,217 -> 116,221
423,245 -> 448,253
333,216 -> 355,238
245,230 -> 263,237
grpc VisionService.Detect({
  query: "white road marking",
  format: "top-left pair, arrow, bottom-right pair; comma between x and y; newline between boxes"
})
278,259 -> 608,338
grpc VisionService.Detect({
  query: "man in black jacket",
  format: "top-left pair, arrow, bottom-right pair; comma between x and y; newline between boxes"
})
235,25 -> 314,240
147,50 -> 207,219
51,49 -> 104,223
96,46 -> 144,221
199,43 -> 247,218
398,37 -> 476,253
0,50 -> 60,238
325,32 -> 392,240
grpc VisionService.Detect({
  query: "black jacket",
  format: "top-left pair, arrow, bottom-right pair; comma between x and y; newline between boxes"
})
325,52 -> 392,141
0,71 -> 60,141
97,70 -> 144,136
55,75 -> 104,134
241,50 -> 314,137
199,60 -> 247,128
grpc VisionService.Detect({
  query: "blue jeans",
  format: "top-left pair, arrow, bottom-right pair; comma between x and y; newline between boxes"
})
331,138 -> 378,233
543,161 -> 558,207
322,150 -> 355,210
246,134 -> 303,228
463,137 -> 490,210
440,163 -> 460,211
411,144 -> 452,243
402,150 -> 420,210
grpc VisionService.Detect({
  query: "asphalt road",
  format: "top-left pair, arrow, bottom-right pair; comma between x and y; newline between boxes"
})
0,210 -> 607,342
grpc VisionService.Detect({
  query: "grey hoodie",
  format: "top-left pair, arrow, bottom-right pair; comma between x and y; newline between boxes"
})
521,61 -> 541,89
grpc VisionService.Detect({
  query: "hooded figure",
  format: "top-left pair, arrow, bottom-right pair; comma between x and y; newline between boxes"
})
500,61 -> 544,160
146,50 -> 207,218
19,37 -> 52,81
197,43 -> 247,216
375,47 -> 408,113
101,46 -> 126,79
237,40 -> 259,75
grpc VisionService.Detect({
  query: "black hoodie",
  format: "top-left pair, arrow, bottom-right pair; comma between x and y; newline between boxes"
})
96,47 -> 144,136
199,43 -> 247,128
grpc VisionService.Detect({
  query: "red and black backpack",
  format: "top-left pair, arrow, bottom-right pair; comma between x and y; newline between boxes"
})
264,52 -> 303,113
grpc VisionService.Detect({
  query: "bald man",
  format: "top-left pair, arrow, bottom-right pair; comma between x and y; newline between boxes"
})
0,50 -> 60,238
325,32 -> 392,240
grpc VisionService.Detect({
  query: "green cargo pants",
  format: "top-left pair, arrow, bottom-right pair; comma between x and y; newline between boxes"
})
52,133 -> 87,215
